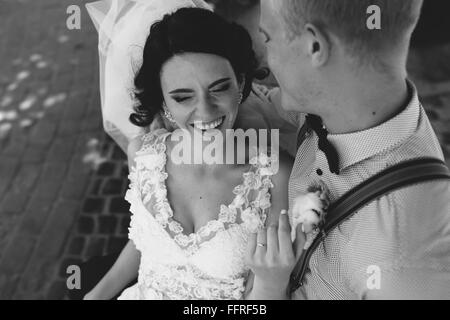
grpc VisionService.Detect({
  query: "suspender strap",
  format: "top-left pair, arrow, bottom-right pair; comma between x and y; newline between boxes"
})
288,157 -> 450,294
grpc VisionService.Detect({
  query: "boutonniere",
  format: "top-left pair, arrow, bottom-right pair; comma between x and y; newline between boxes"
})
291,180 -> 330,250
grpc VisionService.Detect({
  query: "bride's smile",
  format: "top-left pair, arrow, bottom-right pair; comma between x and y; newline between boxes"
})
191,116 -> 225,131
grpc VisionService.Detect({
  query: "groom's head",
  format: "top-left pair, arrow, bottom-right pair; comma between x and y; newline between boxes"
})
260,0 -> 423,112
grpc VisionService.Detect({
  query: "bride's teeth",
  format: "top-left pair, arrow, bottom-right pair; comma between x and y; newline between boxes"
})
194,117 -> 223,130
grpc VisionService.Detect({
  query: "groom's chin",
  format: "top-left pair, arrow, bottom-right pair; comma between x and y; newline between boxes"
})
280,90 -> 308,113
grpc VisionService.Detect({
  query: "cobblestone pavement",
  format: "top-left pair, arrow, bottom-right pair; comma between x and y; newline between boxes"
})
0,0 -> 449,300
0,0 -> 129,299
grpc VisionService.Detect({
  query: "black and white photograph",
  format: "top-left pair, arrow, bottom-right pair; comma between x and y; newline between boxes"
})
0,0 -> 449,303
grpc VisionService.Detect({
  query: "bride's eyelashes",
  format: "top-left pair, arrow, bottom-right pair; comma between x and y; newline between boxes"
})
170,84 -> 232,104
211,83 -> 231,93
172,96 -> 192,103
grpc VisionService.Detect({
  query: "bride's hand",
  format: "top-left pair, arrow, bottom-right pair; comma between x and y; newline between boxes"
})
246,210 -> 305,299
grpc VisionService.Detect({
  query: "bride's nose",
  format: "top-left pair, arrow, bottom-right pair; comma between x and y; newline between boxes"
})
195,94 -> 217,117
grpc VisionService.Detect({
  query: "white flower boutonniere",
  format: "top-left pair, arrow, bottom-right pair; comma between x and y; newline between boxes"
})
291,180 -> 330,250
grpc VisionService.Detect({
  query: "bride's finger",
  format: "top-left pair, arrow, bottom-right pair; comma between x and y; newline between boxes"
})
255,228 -> 267,255
278,210 -> 294,259
293,224 -> 306,259
247,231 -> 257,257
267,224 -> 279,256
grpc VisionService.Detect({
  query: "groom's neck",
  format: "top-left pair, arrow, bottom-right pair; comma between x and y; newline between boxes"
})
320,68 -> 409,135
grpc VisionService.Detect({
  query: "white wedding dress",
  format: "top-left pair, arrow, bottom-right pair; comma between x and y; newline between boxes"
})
117,129 -> 277,300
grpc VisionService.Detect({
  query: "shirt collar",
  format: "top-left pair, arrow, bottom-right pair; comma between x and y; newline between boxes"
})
327,80 -> 421,172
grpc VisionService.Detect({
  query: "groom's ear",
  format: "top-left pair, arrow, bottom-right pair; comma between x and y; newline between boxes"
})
303,23 -> 330,68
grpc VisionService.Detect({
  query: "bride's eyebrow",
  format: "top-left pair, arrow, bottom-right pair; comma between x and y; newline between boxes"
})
168,78 -> 231,94
208,77 -> 231,89
169,88 -> 193,94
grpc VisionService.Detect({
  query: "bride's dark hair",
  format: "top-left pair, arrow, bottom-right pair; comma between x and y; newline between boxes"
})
130,7 -> 259,127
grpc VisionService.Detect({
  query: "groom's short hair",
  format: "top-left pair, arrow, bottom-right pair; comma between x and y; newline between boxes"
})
275,0 -> 423,62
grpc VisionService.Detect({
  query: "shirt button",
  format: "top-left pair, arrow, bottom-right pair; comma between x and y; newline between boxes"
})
316,169 -> 323,176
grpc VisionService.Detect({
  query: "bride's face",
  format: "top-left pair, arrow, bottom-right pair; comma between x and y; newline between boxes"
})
160,52 -> 242,135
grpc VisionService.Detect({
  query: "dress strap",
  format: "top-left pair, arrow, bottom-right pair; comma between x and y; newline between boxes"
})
237,152 -> 278,233
136,129 -> 171,157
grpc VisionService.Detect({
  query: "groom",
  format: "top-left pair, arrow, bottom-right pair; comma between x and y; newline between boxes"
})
255,0 -> 450,299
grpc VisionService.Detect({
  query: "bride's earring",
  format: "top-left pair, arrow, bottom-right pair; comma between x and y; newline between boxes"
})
162,103 -> 177,125
238,92 -> 243,105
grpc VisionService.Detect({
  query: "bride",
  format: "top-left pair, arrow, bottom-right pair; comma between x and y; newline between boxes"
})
84,3 -> 302,300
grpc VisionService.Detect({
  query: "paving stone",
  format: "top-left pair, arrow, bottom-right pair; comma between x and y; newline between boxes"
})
1,130 -> 27,158
97,161 -> 116,176
10,163 -> 41,193
60,174 -> 90,201
57,120 -> 82,137
63,93 -> 89,121
67,236 -> 86,256
16,258 -> 57,297
85,237 -> 106,258
81,115 -> 102,132
0,190 -> 30,214
98,216 -> 118,235
0,275 -> 20,300
22,145 -> 47,164
0,215 -> 21,259
33,200 -> 80,259
28,119 -> 57,146
41,162 -> 68,182
32,177 -> 63,201
0,234 -> 36,276
102,178 -> 124,195
46,138 -> 77,163
46,280 -> 68,300
67,153 -> 92,179
16,196 -> 54,236
109,197 -> 130,215
89,178 -> 103,196
77,216 -> 95,235
0,157 -> 19,197
82,198 -> 104,215
106,237 -> 128,255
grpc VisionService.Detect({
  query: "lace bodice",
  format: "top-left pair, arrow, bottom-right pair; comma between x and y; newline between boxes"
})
118,129 -> 278,300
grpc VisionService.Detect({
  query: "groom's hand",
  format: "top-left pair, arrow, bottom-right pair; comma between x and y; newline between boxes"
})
246,210 -> 305,298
